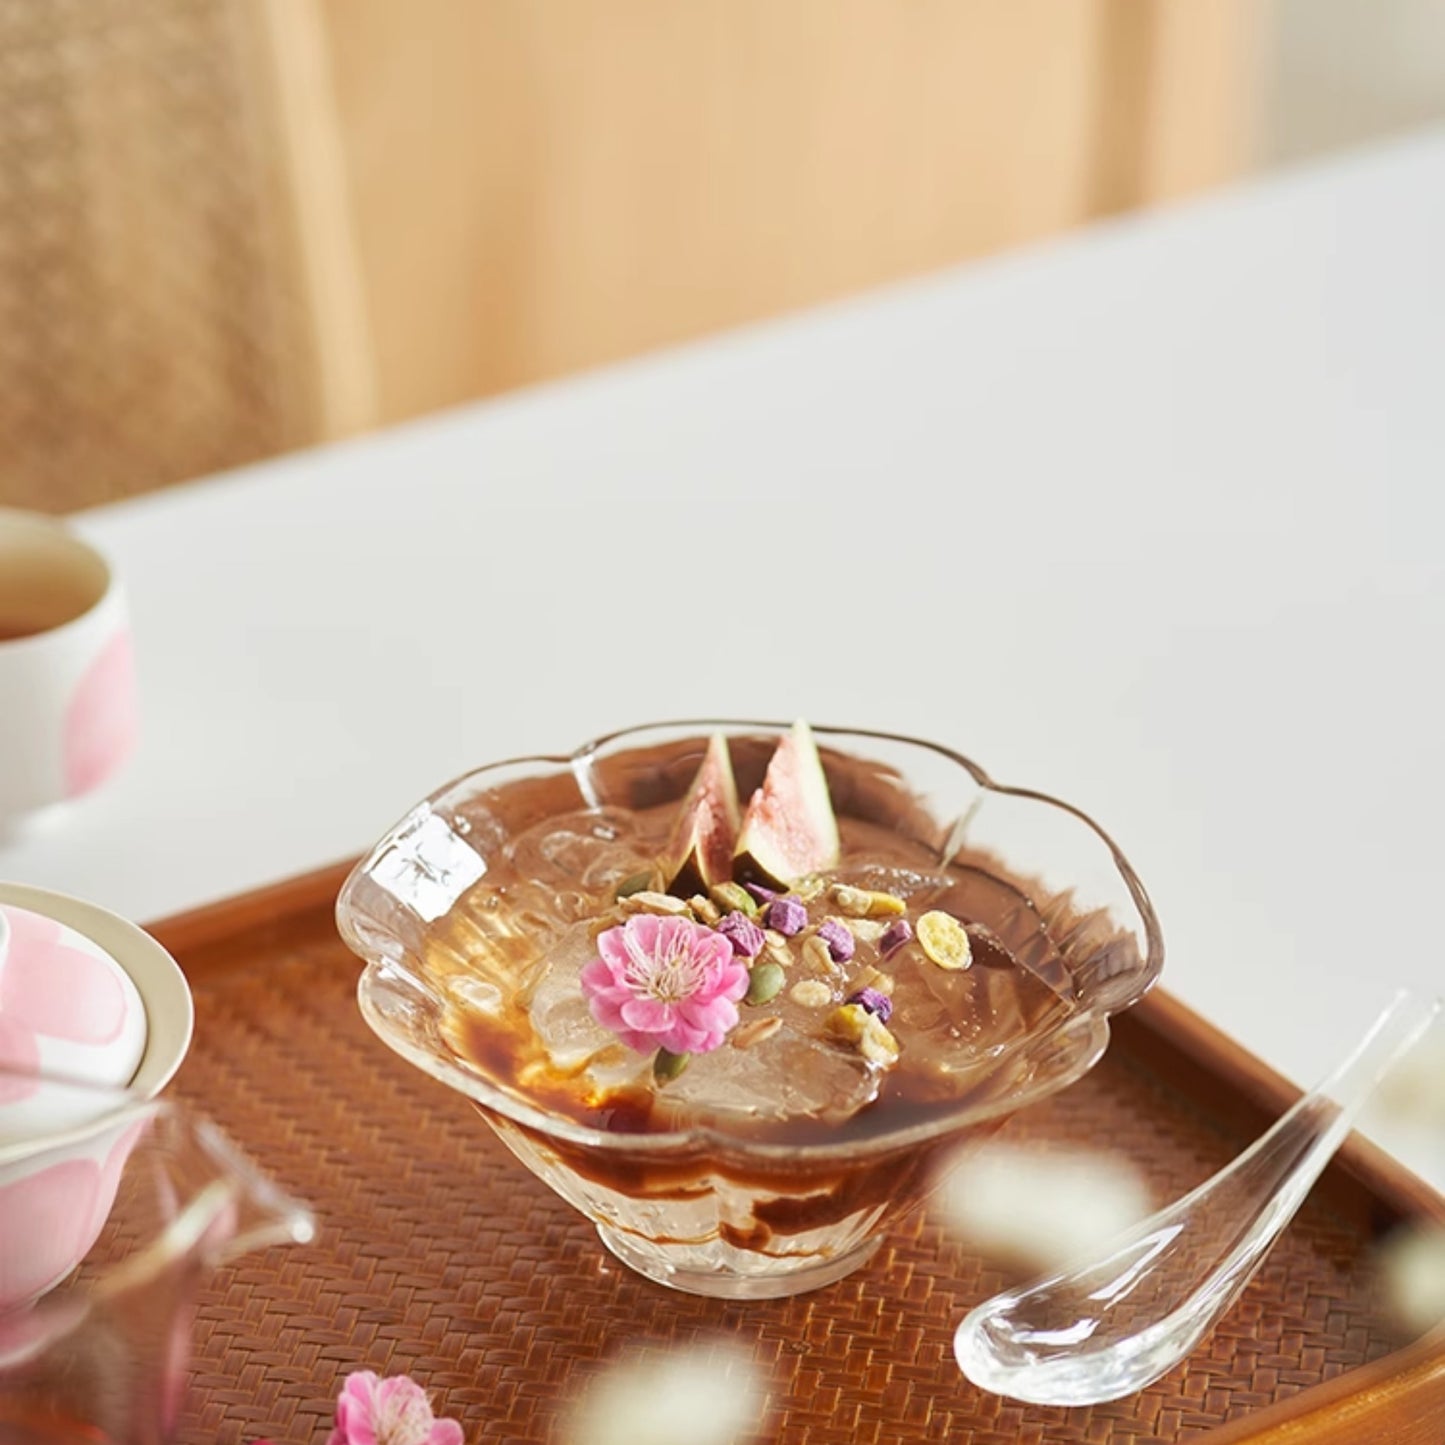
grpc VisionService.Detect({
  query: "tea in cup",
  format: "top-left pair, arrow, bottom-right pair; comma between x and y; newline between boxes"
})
0,509 -> 138,831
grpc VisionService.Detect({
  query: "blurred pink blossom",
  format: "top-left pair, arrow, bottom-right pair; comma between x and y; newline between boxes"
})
327,1370 -> 463,1445
581,914 -> 749,1056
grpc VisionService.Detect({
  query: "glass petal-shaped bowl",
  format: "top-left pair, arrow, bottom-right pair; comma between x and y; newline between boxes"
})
336,721 -> 1163,1298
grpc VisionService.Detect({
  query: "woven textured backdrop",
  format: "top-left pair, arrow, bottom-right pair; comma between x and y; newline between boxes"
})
0,0 -> 316,513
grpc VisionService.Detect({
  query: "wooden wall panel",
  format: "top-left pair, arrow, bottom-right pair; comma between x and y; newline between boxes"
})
321,1 -> 1256,427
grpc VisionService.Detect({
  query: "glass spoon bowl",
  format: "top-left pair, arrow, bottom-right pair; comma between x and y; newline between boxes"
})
954,987 -> 1442,1406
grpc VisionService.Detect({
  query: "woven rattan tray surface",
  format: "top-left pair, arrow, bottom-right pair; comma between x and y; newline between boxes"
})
151,866 -> 1445,1445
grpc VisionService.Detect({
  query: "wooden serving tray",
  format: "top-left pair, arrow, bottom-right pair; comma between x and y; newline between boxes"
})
150,864 -> 1445,1444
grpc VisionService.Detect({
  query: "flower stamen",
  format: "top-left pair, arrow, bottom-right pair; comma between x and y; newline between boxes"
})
580,913 -> 751,1058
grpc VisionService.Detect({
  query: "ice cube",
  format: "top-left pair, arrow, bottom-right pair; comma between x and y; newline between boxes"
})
525,927 -> 620,1072
511,810 -> 654,894
654,1020 -> 882,1128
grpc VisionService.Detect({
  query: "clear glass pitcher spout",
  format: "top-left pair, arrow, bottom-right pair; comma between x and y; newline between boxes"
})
0,1070 -> 315,1444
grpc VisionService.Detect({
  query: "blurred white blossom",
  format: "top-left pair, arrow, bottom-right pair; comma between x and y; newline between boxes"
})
558,1340 -> 766,1445
1373,1023 -> 1445,1130
1362,1013 -> 1445,1189
933,1138 -> 1153,1274
1376,1224 -> 1445,1339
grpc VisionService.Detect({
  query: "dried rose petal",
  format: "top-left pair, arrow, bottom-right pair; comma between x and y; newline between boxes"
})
816,919 -> 855,963
716,911 -> 765,958
764,897 -> 808,936
878,919 -> 913,957
846,987 -> 893,1023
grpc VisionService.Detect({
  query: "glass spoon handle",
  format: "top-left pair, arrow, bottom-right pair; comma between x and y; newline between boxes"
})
954,988 -> 1441,1407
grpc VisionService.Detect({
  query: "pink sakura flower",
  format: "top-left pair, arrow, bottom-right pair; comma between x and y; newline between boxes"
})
580,914 -> 749,1057
327,1370 -> 464,1445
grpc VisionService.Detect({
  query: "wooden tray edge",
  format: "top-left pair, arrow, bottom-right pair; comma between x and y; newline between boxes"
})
1116,989 -> 1445,1225
146,856 -> 359,957
1197,1321 -> 1445,1444
141,863 -> 1445,1442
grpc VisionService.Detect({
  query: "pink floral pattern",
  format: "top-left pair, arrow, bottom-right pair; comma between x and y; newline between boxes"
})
0,905 -> 131,1104
580,914 -> 750,1056
327,1371 -> 464,1445
63,626 -> 138,799
0,1120 -> 143,1310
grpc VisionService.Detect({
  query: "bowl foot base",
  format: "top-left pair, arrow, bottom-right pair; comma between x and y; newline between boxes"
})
595,1224 -> 881,1298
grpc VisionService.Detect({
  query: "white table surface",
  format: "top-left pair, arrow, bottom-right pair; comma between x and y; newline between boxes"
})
5,127 -> 1444,1192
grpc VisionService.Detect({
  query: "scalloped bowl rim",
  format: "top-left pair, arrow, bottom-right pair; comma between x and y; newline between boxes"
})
340,719 -> 1164,1160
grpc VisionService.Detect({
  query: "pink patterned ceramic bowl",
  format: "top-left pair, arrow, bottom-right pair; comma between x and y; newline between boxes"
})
0,884 -> 192,1312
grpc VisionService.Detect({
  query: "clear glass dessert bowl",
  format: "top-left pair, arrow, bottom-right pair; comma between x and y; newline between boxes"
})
336,721 -> 1163,1298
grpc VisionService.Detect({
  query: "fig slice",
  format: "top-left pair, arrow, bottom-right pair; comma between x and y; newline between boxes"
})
733,719 -> 841,888
664,733 -> 742,897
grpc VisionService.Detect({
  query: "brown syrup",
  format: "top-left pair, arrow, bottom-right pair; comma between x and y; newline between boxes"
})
455,923 -> 1052,1146
433,735 -> 1142,1248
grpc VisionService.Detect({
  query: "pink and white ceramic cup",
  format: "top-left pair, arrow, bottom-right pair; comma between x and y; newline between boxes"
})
0,883 -> 193,1313
0,509 -> 138,831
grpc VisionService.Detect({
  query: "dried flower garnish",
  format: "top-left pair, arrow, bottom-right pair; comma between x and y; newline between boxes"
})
815,918 -> 855,963
846,987 -> 893,1024
581,914 -> 749,1056
878,918 -> 913,957
763,896 -> 808,936
716,911 -> 766,958
328,1370 -> 463,1445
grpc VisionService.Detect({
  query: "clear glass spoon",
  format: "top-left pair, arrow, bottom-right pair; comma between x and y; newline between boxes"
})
954,987 -> 1441,1406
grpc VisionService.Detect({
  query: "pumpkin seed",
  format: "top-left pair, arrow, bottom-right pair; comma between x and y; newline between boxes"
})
614,869 -> 656,900
709,881 -> 758,917
744,961 -> 786,1006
